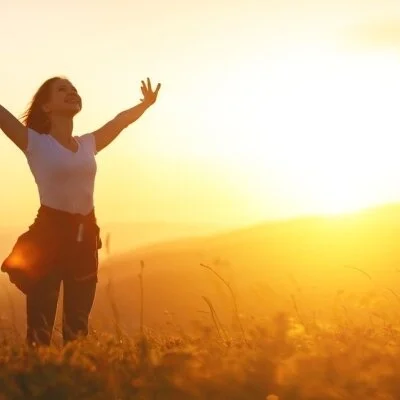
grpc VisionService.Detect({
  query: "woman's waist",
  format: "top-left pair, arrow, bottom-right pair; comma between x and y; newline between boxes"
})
32,204 -> 98,233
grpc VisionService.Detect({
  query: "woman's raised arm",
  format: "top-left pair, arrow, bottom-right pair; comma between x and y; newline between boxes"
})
91,78 -> 161,153
0,105 -> 28,151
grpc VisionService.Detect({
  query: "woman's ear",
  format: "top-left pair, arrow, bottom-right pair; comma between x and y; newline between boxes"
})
42,103 -> 51,113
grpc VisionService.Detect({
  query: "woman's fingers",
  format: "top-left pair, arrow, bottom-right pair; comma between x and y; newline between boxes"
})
139,78 -> 161,104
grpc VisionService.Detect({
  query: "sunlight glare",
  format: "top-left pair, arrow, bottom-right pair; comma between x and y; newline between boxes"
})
232,45 -> 400,217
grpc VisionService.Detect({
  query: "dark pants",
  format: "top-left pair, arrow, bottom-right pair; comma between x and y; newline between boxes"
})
26,238 -> 98,346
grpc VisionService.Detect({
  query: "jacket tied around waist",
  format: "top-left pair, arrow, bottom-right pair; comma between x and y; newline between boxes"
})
1,205 -> 102,294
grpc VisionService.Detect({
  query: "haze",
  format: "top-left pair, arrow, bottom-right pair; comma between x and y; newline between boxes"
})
2,0 -> 400,232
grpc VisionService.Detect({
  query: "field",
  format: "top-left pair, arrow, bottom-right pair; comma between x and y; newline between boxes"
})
1,203 -> 400,399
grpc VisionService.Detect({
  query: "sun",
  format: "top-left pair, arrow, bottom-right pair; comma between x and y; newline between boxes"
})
217,44 -> 400,219
308,165 -> 379,216
280,47 -> 400,217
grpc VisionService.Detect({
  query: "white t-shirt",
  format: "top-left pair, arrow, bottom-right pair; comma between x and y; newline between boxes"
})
24,128 -> 97,216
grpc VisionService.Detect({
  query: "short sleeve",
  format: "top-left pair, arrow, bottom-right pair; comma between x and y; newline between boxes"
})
25,128 -> 42,155
77,133 -> 97,155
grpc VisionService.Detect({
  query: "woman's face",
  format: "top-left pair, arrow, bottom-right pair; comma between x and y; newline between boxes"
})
43,79 -> 82,118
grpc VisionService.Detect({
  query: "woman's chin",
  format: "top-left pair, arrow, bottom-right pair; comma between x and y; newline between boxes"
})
59,106 -> 81,117
72,107 -> 81,116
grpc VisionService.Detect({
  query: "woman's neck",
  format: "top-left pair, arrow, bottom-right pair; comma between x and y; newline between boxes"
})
49,116 -> 74,143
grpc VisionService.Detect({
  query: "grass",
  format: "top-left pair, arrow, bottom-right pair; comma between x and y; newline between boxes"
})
1,311 -> 400,399
2,258 -> 400,399
2,288 -> 400,398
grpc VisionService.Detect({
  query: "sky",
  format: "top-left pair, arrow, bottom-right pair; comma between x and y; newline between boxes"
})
2,0 -> 400,228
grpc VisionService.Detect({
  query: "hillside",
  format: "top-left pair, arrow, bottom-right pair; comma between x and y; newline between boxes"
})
89,203 -> 400,332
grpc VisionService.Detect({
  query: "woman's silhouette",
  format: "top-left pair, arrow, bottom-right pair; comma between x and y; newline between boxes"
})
0,76 -> 161,346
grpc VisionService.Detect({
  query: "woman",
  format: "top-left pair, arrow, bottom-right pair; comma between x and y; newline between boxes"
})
0,76 -> 161,346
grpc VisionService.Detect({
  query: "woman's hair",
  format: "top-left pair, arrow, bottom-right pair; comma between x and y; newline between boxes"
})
21,77 -> 62,134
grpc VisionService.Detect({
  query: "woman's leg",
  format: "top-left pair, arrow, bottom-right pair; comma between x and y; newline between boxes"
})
62,243 -> 98,344
26,271 -> 61,346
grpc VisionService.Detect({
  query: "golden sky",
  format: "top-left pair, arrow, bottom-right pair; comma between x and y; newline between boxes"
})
2,0 -> 400,227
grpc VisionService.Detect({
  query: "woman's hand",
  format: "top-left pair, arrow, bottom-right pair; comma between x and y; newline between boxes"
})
140,78 -> 161,107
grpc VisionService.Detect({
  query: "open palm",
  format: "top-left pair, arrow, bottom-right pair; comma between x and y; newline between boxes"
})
140,78 -> 161,107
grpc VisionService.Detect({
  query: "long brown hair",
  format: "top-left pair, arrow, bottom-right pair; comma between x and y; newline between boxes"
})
21,77 -> 62,134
